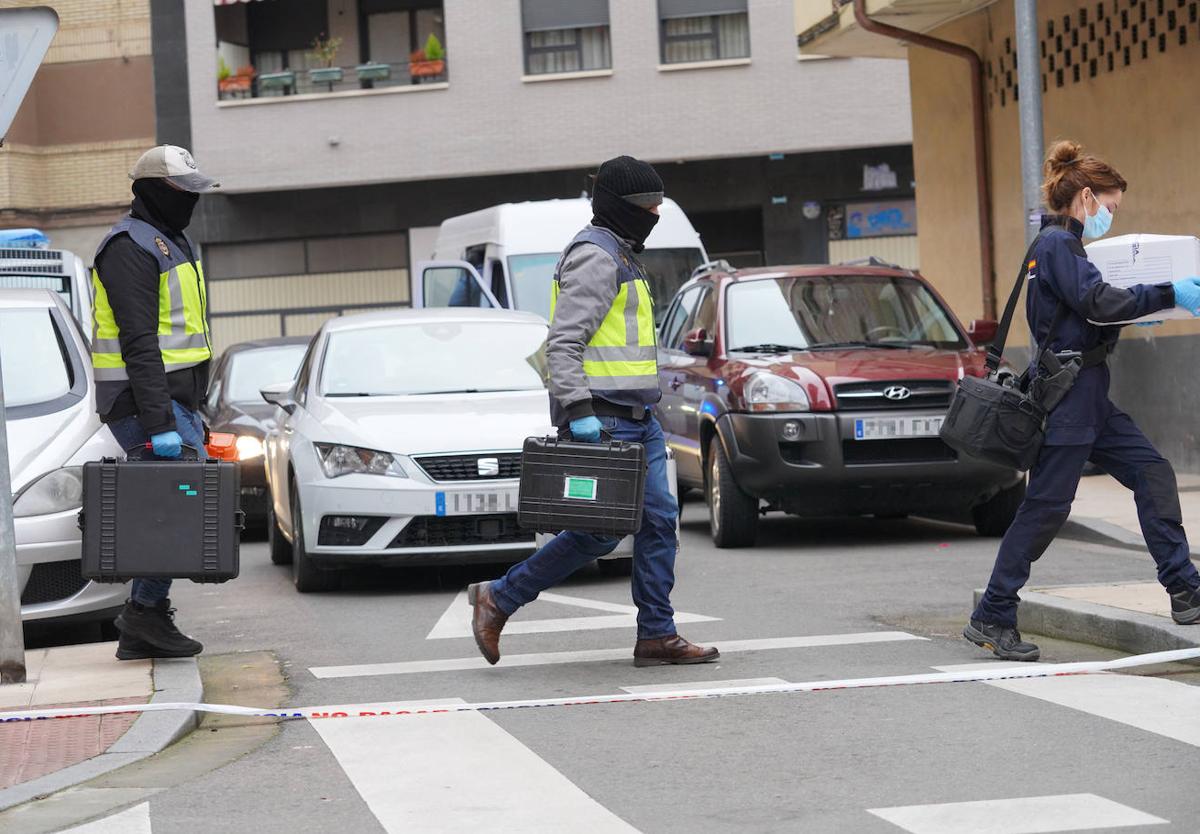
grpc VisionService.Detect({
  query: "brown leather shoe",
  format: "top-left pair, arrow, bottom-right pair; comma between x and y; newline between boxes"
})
633,634 -> 719,667
467,582 -> 509,665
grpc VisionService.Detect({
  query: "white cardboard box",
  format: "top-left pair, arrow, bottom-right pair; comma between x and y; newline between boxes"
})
1084,233 -> 1200,324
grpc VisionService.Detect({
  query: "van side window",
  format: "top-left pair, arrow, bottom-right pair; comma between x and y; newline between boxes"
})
487,260 -> 508,306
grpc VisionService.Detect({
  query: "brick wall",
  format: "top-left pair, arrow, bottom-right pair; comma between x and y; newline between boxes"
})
0,139 -> 149,212
0,0 -> 151,62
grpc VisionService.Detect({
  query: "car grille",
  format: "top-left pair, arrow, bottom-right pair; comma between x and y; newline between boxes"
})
389,513 -> 534,549
414,453 -> 522,482
21,560 -> 88,605
834,380 -> 954,411
842,438 -> 957,465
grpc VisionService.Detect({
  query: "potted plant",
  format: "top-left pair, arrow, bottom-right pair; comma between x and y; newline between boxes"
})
409,33 -> 446,81
218,58 -> 255,97
308,33 -> 344,85
356,61 -> 392,83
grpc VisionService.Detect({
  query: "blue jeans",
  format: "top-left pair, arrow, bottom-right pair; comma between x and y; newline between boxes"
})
106,402 -> 206,607
491,413 -> 679,640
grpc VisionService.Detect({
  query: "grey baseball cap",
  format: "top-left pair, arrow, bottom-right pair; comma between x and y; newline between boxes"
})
129,145 -> 220,193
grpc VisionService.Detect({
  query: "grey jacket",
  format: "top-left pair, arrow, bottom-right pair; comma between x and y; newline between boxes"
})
546,225 -> 661,426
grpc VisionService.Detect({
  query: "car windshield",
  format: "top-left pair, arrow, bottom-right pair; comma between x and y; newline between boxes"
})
226,344 -> 308,403
508,247 -> 704,324
725,275 -> 967,351
320,320 -> 548,396
0,308 -> 72,409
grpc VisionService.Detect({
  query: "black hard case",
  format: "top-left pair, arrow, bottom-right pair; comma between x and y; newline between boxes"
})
517,436 -> 647,537
80,452 -> 242,583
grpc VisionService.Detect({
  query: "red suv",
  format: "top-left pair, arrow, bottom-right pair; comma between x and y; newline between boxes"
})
655,260 -> 1024,547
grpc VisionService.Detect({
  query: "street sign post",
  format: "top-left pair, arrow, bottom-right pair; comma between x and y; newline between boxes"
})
0,5 -> 60,684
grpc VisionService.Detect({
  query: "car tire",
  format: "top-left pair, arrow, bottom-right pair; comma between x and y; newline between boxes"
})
706,437 -> 758,548
973,478 -> 1027,537
267,503 -> 293,565
291,492 -> 338,592
598,557 -> 634,577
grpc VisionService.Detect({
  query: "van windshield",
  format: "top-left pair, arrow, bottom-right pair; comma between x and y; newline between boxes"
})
508,247 -> 705,324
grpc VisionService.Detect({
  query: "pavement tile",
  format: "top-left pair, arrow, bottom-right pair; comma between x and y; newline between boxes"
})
1039,581 -> 1170,618
1072,473 -> 1200,538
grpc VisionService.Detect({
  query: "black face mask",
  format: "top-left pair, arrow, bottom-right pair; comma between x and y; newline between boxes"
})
132,178 -> 199,233
591,184 -> 660,253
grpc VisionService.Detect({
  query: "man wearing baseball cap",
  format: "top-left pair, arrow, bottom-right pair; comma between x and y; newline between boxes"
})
91,145 -> 219,660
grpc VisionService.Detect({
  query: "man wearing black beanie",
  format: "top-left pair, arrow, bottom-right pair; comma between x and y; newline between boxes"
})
468,156 -> 719,668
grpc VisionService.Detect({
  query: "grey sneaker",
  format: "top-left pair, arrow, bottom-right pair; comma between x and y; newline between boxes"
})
1169,587 -> 1200,625
963,619 -> 1040,662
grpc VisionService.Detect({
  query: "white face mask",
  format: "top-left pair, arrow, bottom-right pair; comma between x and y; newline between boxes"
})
1083,190 -> 1113,239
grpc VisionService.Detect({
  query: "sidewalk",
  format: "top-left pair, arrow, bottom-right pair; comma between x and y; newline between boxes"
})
0,643 -> 151,789
977,472 -> 1200,657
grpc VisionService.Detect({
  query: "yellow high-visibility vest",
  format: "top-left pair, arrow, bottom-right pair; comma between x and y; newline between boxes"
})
91,216 -> 212,382
551,228 -> 658,394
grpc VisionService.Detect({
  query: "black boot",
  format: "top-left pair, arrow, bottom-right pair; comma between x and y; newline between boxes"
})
963,619 -> 1040,662
1169,587 -> 1200,625
114,599 -> 203,660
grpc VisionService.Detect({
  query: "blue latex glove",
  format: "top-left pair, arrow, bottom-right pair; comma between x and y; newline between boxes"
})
1172,277 -> 1200,316
569,416 -> 603,443
1135,321 -> 1164,328
150,430 -> 183,459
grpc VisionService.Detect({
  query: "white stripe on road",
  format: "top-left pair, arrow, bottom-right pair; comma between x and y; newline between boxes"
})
425,589 -> 719,640
868,793 -> 1166,833
310,631 -> 927,679
620,677 -> 787,694
309,699 -> 638,833
934,662 -> 1200,748
60,802 -> 153,834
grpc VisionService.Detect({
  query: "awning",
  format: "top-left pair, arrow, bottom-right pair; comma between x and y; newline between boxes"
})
797,0 -> 999,58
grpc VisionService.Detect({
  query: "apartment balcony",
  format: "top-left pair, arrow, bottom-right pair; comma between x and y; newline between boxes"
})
214,0 -> 447,102
795,0 -> 997,58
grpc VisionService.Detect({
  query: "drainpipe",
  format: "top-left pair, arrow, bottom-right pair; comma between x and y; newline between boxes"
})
852,0 -> 997,319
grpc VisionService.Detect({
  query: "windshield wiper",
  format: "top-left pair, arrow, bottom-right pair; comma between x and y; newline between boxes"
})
728,343 -> 807,354
806,341 -> 914,351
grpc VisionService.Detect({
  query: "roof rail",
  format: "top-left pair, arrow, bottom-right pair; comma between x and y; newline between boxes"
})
690,259 -> 735,280
839,256 -> 904,269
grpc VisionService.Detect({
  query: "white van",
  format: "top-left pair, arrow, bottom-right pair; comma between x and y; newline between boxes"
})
0,230 -> 92,338
415,198 -> 708,323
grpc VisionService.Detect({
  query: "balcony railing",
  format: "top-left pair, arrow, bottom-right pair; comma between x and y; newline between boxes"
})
217,59 -> 448,101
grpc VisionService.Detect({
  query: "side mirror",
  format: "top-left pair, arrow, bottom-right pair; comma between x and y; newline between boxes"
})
968,318 -> 998,345
683,327 -> 713,357
260,381 -> 297,415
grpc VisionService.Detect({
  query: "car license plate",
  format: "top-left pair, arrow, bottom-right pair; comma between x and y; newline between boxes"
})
436,491 -> 518,516
854,416 -> 944,440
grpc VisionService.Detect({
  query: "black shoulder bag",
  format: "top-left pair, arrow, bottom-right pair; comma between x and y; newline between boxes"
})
939,232 -> 1056,472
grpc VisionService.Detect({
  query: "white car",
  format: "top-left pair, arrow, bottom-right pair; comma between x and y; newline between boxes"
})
261,308 -> 653,592
1,290 -> 126,626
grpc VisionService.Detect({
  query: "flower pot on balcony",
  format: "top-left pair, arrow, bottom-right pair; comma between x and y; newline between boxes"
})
356,62 -> 391,82
308,66 -> 343,85
409,59 -> 445,80
258,70 -> 296,92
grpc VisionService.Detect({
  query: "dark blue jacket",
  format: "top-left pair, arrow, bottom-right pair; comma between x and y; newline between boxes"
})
1028,215 -> 1175,444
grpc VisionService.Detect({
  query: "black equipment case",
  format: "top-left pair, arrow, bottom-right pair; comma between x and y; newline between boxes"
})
517,436 -> 647,537
80,445 -> 243,583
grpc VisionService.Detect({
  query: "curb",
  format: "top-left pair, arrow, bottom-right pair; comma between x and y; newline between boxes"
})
973,587 -> 1200,657
0,656 -> 202,812
1061,516 -> 1200,558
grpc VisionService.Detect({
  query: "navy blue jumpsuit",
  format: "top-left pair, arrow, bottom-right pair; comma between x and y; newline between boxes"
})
972,215 -> 1200,627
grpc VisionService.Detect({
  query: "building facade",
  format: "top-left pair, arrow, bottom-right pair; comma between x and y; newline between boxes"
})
156,0 -> 915,354
798,0 -> 1200,471
0,0 -> 155,259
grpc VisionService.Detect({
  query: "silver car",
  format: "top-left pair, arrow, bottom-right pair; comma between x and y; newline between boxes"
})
2,290 -> 126,626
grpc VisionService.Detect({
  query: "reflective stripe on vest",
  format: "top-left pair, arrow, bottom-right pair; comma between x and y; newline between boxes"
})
551,230 -> 658,392
91,219 -> 211,380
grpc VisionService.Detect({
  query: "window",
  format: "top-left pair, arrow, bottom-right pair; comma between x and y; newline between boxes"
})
227,345 -> 309,404
522,0 -> 611,75
658,0 -> 750,64
0,309 -> 72,409
691,287 -> 717,336
662,286 -> 704,350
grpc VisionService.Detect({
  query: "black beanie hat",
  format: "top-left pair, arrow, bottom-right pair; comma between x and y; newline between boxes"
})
594,155 -> 664,206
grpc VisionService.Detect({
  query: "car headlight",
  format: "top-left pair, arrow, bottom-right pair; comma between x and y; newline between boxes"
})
236,435 -> 264,460
743,372 -> 811,413
313,443 -> 408,479
13,467 -> 84,517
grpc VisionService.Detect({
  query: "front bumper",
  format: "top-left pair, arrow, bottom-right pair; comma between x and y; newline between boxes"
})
16,508 -> 127,622
297,476 -> 538,568
719,411 -> 1021,516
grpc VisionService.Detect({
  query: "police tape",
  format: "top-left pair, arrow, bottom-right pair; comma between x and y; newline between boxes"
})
3,646 -> 1198,724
